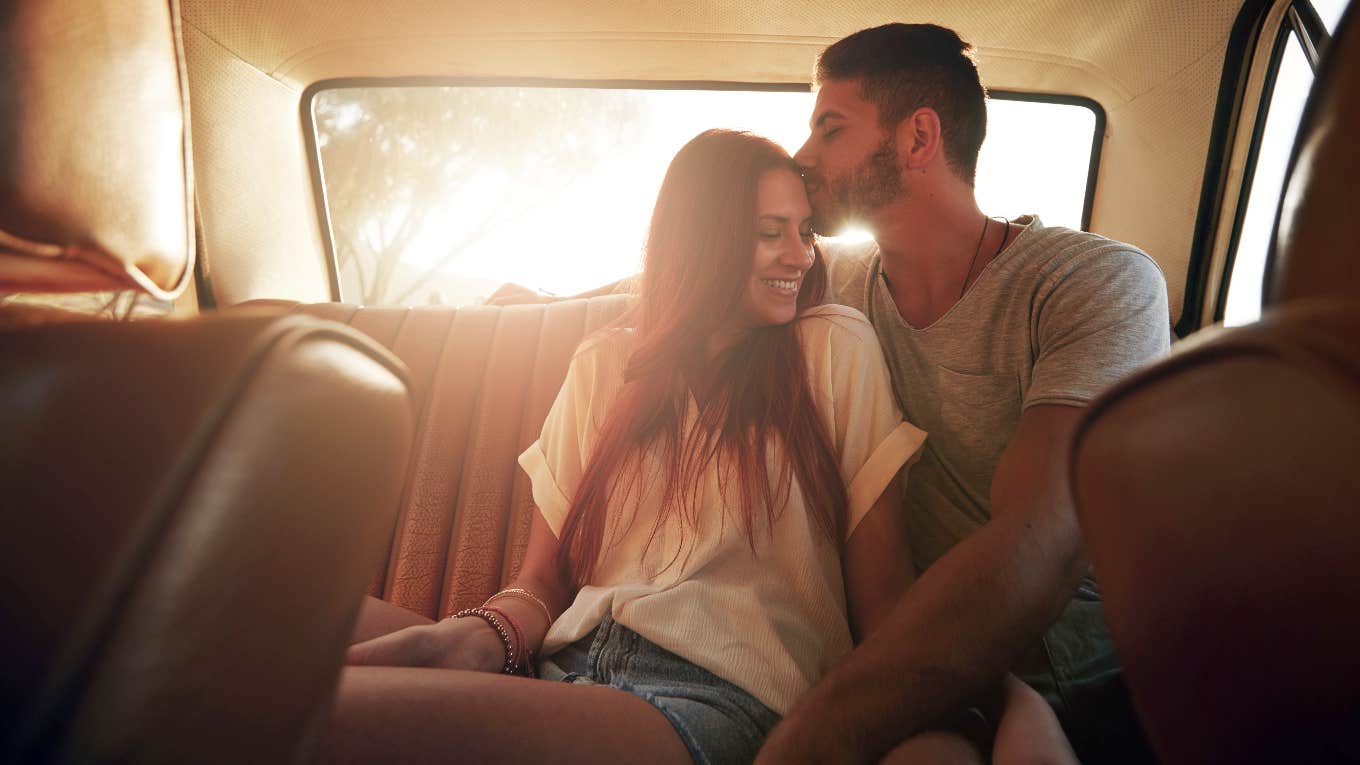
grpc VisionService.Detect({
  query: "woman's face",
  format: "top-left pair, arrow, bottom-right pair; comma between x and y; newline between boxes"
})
737,168 -> 815,329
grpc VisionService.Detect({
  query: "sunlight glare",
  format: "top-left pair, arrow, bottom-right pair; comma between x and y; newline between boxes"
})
317,86 -> 1098,306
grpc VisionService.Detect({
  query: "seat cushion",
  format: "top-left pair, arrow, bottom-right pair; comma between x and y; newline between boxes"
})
1071,299 -> 1360,764
1,311 -> 414,763
0,0 -> 193,298
242,296 -> 633,618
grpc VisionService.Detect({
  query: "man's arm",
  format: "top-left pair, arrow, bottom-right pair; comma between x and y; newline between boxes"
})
484,276 -> 635,305
756,404 -> 1087,765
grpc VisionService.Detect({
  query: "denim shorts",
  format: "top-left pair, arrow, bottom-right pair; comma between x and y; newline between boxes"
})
537,614 -> 781,765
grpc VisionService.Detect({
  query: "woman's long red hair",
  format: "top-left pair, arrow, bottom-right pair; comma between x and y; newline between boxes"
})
556,130 -> 849,585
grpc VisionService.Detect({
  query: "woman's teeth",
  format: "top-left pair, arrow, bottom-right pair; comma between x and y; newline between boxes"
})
762,278 -> 798,292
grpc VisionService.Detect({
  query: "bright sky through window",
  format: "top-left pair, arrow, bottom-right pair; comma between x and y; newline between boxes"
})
1223,0 -> 1345,327
313,87 -> 1097,306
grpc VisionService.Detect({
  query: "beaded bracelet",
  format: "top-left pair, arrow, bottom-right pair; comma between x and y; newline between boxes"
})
452,607 -> 517,674
486,587 -> 552,623
482,605 -> 534,675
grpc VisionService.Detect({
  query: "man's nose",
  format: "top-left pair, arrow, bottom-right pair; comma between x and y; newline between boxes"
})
793,138 -> 815,170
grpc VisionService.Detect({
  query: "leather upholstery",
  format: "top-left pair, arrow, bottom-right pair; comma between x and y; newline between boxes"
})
1,312 -> 414,763
0,0 -> 419,761
244,296 -> 633,618
1071,303 -> 1360,763
1071,5 -> 1360,762
0,0 -> 193,298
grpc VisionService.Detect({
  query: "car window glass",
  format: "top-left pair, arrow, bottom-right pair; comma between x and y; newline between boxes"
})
1311,0 -> 1347,33
312,86 -> 1097,306
1223,32 -> 1312,326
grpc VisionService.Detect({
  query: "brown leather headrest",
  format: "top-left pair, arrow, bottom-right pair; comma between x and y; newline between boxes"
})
1265,4 -> 1359,307
0,0 -> 193,299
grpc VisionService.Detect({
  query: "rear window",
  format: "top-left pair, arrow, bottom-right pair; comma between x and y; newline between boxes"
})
310,84 -> 1099,306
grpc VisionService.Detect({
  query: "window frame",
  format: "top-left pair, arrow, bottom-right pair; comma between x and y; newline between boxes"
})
1182,0 -> 1334,335
301,78 -> 1105,303
1213,0 -> 1330,324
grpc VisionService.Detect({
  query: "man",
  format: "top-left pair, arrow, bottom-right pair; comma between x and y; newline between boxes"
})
755,24 -> 1170,764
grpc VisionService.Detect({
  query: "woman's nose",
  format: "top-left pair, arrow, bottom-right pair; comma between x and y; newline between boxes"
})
780,238 -> 813,267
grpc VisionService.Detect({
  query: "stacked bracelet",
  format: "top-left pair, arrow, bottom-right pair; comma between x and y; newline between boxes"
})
452,608 -> 518,675
482,605 -> 534,675
486,587 -> 552,623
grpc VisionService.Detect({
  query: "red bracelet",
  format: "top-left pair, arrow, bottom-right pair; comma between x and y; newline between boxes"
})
452,608 -> 516,674
481,605 -> 526,672
481,605 -> 538,675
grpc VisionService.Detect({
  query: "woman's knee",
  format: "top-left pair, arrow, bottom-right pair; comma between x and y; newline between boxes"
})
880,730 -> 985,765
991,675 -> 1077,765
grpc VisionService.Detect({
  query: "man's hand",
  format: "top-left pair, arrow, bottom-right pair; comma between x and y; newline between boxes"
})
346,616 -> 507,673
757,704 -> 863,765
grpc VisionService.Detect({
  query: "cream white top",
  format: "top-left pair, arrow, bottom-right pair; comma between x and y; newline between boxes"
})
518,304 -> 926,715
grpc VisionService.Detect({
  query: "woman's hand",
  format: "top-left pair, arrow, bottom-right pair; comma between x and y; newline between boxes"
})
346,615 -> 507,673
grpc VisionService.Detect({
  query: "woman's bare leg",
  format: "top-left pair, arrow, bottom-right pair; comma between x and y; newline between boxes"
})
315,666 -> 694,765
991,675 -> 1077,765
350,595 -> 433,644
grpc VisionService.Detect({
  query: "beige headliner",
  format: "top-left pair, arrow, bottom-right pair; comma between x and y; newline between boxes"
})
180,0 -> 1272,322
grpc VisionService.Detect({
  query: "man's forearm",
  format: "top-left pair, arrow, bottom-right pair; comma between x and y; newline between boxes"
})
766,503 -> 1084,763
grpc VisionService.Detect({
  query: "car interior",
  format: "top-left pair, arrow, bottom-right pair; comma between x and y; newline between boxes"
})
0,0 -> 1355,762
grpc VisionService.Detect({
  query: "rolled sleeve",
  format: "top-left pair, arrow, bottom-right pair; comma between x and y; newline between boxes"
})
802,306 -> 927,539
517,441 -> 573,536
516,346 -> 604,536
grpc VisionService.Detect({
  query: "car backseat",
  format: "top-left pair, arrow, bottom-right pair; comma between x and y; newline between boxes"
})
242,296 -> 633,618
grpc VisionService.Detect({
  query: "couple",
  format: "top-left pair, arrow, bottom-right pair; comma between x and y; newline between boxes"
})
319,23 -> 1169,765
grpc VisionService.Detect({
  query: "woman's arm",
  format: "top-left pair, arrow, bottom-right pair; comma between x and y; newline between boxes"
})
842,472 -> 913,642
348,511 -> 575,672
485,512 -> 577,655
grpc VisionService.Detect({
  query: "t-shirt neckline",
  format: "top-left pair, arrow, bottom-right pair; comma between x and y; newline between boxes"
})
872,214 -> 1043,333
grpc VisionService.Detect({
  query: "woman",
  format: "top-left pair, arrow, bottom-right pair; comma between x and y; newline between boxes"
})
319,130 -> 979,764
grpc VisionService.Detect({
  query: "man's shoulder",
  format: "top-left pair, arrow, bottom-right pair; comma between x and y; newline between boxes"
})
822,238 -> 879,263
821,239 -> 879,276
820,239 -> 880,310
1021,220 -> 1163,282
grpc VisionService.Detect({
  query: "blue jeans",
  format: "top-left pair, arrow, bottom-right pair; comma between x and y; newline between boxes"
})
538,614 -> 781,765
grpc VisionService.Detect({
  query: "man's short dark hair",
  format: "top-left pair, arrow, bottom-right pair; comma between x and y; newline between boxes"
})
816,24 -> 987,185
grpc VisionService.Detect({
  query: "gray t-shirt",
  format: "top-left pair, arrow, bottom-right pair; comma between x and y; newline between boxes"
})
825,215 -> 1170,571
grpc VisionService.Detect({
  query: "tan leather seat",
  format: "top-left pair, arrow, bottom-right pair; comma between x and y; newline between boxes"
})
243,296 -> 632,618
1070,5 -> 1360,763
0,1 -> 415,762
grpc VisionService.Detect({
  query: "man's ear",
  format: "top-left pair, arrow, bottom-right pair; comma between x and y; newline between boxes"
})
895,107 -> 943,171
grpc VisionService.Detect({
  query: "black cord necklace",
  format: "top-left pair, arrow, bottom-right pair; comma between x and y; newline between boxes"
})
958,215 -> 1009,300
958,216 -> 989,301
878,215 -> 1011,299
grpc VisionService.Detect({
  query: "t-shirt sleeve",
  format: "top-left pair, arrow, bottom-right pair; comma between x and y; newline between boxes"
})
1026,248 -> 1171,409
812,311 -> 928,539
517,348 -> 599,538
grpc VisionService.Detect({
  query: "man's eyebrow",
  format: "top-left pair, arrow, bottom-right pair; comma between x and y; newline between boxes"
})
812,109 -> 844,129
758,215 -> 790,222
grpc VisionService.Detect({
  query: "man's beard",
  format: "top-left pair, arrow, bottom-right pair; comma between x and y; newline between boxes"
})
813,138 -> 904,235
